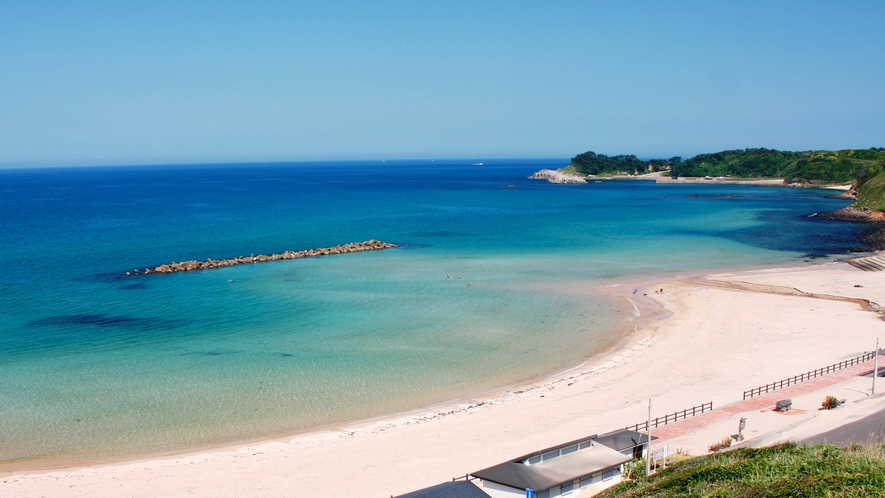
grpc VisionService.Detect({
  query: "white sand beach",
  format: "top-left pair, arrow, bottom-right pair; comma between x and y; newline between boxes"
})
3,261 -> 884,497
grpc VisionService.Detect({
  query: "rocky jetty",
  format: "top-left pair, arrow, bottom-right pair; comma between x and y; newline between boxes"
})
132,240 -> 397,276
528,169 -> 587,184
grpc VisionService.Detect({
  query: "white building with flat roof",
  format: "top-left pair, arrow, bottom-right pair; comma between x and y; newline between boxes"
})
470,429 -> 652,498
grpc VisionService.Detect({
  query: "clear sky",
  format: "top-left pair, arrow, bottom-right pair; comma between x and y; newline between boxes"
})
1,1 -> 884,167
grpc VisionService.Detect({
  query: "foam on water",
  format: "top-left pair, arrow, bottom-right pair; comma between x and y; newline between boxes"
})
0,160 -> 863,467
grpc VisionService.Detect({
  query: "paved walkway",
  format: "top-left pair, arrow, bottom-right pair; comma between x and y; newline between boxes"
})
799,405 -> 885,445
643,361 -> 882,452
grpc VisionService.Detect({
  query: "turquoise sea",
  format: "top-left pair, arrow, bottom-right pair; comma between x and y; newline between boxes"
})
0,160 -> 865,468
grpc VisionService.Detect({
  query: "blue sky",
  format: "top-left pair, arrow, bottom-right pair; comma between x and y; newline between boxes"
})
1,1 -> 883,166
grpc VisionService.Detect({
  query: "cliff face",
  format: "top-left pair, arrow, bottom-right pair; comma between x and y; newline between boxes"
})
528,169 -> 587,184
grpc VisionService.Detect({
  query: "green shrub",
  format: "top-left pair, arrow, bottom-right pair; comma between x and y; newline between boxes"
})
623,458 -> 647,479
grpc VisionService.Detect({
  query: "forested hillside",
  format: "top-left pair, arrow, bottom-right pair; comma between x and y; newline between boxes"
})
569,148 -> 885,185
671,148 -> 803,179
569,151 -> 683,176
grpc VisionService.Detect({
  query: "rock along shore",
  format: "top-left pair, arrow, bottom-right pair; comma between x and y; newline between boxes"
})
528,169 -> 587,184
817,207 -> 885,223
130,240 -> 397,276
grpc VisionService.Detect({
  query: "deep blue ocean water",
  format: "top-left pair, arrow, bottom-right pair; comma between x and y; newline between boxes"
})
0,160 -> 865,467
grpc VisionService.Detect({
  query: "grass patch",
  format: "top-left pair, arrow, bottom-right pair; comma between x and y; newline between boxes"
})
854,172 -> 885,212
598,443 -> 885,497
558,164 -> 584,176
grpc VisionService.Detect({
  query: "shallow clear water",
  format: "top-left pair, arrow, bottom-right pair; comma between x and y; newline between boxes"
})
0,160 -> 864,467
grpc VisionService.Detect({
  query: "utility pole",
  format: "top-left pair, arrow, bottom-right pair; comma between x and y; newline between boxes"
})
646,399 -> 652,477
874,338 -> 880,396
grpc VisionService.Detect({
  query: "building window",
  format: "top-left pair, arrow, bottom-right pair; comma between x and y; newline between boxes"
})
537,490 -> 550,498
561,444 -> 578,455
561,481 -> 575,494
542,449 -> 559,461
526,455 -> 541,465
603,468 -> 619,481
579,440 -> 593,449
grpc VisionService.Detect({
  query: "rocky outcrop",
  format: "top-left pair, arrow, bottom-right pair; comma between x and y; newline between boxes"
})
859,229 -> 885,251
528,169 -> 587,184
131,240 -> 397,276
842,177 -> 860,199
817,207 -> 885,223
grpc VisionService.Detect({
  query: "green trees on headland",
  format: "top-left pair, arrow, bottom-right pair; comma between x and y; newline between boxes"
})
672,148 -> 804,179
570,151 -> 683,175
570,151 -> 646,175
569,147 -> 885,213
783,149 -> 885,185
669,148 -> 885,183
570,147 -> 885,185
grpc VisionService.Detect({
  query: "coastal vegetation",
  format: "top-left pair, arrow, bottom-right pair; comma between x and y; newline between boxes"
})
819,160 -> 885,222
567,147 -> 885,217
568,148 -> 885,185
673,148 -> 804,179
569,151 -> 677,176
851,161 -> 885,212
784,149 -> 885,185
599,443 -> 885,497
671,148 -> 885,183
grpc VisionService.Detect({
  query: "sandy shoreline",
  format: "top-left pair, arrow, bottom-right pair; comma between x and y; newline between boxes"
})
4,260 -> 885,497
0,275 -> 653,473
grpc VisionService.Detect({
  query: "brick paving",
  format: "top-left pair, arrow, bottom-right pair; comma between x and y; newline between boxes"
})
648,362 -> 877,441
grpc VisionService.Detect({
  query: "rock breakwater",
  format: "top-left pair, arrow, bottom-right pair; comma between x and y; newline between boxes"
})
131,240 -> 397,276
528,169 -> 587,184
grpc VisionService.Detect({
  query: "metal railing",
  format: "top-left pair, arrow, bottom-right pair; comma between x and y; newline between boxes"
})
742,350 -> 881,400
626,401 -> 713,432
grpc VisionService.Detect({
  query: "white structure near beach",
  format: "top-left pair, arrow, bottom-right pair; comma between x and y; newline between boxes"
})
470,429 -> 651,497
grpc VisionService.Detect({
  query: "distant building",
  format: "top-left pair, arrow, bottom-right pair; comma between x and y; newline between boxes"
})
470,429 -> 652,498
